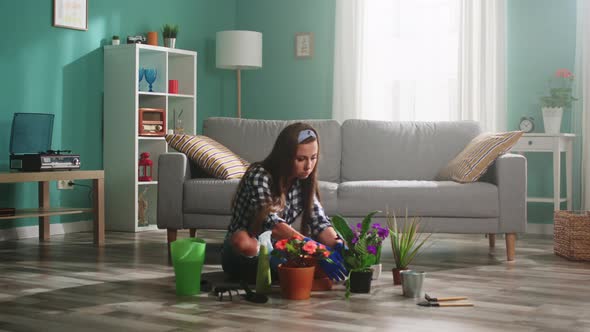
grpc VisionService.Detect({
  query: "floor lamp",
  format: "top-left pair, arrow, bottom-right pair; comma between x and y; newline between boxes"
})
216,30 -> 263,118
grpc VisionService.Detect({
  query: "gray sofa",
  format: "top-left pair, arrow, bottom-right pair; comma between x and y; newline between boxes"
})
158,117 -> 527,261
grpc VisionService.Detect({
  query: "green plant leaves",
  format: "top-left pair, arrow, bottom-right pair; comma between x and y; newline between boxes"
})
387,212 -> 431,269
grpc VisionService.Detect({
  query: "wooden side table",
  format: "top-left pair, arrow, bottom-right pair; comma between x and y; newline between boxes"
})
0,170 -> 104,246
511,134 -> 575,211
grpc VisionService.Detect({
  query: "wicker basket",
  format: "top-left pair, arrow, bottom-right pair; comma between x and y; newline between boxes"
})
554,211 -> 590,261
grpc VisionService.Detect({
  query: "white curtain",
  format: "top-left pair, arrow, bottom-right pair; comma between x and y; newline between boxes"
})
332,0 -> 506,132
458,0 -> 506,132
574,0 -> 590,209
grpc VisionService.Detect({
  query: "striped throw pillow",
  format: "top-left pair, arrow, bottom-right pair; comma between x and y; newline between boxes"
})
438,131 -> 524,183
165,134 -> 249,179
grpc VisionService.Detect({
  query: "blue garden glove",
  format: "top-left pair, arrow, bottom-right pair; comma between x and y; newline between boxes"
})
305,238 -> 348,282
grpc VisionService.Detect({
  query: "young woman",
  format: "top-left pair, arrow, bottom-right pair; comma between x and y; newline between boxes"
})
221,122 -> 343,283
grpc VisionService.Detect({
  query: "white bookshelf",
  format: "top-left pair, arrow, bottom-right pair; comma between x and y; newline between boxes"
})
104,44 -> 196,232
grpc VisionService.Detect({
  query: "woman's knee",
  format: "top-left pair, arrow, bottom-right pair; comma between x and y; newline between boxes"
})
230,231 -> 259,256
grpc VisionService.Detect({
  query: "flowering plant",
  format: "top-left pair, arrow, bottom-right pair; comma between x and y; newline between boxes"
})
540,68 -> 577,108
331,211 -> 389,272
271,235 -> 331,268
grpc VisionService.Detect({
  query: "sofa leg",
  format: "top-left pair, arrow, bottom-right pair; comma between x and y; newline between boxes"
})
505,233 -> 516,261
488,233 -> 496,248
189,228 -> 196,238
167,228 -> 178,265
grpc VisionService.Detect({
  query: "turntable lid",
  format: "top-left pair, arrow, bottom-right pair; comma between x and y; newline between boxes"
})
9,113 -> 54,154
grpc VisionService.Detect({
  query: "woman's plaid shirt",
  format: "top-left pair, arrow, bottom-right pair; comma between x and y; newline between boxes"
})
227,164 -> 331,239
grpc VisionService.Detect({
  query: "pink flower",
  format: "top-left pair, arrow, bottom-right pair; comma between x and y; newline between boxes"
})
556,68 -> 573,78
302,241 -> 318,254
322,251 -> 330,258
293,234 -> 303,241
275,239 -> 288,250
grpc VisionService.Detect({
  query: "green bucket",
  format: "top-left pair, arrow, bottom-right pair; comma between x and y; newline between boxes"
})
170,238 -> 206,296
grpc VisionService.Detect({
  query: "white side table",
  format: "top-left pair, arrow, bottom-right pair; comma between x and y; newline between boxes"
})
510,133 -> 575,211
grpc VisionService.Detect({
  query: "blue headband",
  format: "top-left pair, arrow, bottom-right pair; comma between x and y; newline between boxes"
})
298,129 -> 317,143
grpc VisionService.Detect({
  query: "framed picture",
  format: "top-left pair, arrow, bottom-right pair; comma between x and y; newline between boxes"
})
295,32 -> 314,58
53,0 -> 88,31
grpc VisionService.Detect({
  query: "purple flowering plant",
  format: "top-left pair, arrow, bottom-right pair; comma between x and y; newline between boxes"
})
332,211 -> 389,272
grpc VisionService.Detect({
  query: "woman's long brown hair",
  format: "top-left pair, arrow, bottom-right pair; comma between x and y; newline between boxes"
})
234,122 -> 321,236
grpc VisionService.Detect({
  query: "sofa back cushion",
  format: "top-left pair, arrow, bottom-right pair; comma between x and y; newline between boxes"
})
341,119 -> 482,181
203,117 -> 341,182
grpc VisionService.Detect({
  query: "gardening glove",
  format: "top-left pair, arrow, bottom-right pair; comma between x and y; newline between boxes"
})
304,238 -> 348,282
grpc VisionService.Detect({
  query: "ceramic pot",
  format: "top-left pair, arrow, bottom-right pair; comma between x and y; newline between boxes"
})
112,39 -> 120,45
349,270 -> 373,293
392,267 -> 408,285
542,107 -> 563,134
147,31 -> 158,46
278,265 -> 315,300
371,263 -> 382,280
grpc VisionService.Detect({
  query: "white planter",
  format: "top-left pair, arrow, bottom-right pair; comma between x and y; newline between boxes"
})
542,107 -> 563,134
370,263 -> 382,280
112,39 -> 120,46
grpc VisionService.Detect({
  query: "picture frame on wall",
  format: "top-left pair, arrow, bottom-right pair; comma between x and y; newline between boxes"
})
53,0 -> 88,31
295,32 -> 314,58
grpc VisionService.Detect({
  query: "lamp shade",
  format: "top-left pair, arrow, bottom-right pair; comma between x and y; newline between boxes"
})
216,30 -> 263,70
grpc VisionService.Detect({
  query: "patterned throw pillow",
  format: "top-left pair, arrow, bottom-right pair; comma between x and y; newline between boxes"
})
165,134 -> 249,179
438,131 -> 524,183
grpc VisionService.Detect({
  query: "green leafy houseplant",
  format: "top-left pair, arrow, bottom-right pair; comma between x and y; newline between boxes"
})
331,211 -> 389,297
387,211 -> 430,270
540,68 -> 577,108
162,24 -> 179,39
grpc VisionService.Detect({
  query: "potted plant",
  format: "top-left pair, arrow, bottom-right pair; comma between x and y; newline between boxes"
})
271,235 -> 332,300
112,35 -> 120,46
539,68 -> 577,134
331,211 -> 389,297
162,24 -> 179,48
387,211 -> 430,285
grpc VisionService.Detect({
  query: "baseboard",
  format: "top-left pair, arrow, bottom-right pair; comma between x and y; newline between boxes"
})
0,220 -> 93,242
527,223 -> 554,235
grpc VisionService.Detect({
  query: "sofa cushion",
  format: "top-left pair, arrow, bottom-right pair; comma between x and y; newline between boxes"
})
184,178 -> 240,214
336,180 -> 498,218
184,178 -> 339,216
318,181 -> 338,215
341,120 -> 481,181
166,134 -> 248,179
203,117 -> 342,182
438,131 -> 524,183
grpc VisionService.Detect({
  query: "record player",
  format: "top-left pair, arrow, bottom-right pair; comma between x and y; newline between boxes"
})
9,113 -> 81,172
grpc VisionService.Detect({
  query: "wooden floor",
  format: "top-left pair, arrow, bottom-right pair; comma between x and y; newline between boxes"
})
0,230 -> 589,332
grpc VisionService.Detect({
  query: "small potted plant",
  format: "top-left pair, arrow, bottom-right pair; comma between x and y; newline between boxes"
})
112,35 -> 120,46
162,24 -> 179,48
539,68 -> 577,134
387,211 -> 431,285
271,235 -> 332,300
331,211 -> 388,297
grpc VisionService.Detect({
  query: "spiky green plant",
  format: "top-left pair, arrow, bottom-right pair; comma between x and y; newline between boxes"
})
162,24 -> 179,38
387,211 -> 431,269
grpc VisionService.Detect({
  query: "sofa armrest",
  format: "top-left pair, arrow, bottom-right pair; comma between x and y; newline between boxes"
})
486,153 -> 527,233
157,152 -> 191,230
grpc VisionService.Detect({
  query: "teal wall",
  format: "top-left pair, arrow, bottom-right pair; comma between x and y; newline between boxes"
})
0,0 -> 579,232
0,0 -> 236,229
507,0 -> 577,224
235,0 -> 336,120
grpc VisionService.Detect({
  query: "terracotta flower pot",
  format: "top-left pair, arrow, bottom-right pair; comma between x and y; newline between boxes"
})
312,266 -> 333,291
392,267 -> 408,286
278,265 -> 315,300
